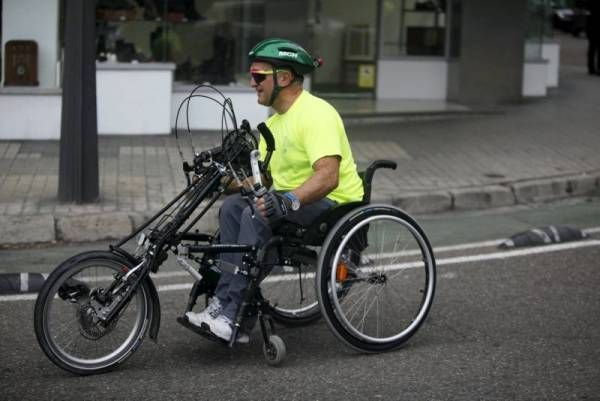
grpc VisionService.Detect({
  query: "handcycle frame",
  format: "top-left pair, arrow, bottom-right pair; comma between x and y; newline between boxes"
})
103,121 -> 276,345
34,86 -> 436,372
103,118 -> 399,351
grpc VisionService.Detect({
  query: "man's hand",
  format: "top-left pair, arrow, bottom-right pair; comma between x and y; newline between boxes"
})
255,191 -> 293,224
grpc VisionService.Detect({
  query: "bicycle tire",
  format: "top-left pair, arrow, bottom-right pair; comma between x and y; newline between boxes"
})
316,205 -> 436,353
34,251 -> 152,375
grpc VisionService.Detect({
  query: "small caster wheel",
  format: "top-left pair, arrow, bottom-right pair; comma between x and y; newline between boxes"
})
263,335 -> 286,366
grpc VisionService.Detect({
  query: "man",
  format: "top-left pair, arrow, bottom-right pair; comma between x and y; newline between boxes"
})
585,0 -> 600,75
185,38 -> 364,342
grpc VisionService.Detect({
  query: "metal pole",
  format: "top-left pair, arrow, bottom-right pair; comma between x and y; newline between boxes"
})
58,0 -> 99,203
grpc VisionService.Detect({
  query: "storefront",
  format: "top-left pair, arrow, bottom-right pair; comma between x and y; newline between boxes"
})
0,0 -> 559,139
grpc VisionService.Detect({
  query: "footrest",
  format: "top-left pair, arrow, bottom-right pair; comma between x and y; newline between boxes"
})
176,316 -> 227,344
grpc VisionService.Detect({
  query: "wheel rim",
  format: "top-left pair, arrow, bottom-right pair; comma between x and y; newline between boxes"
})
42,259 -> 147,369
328,214 -> 434,344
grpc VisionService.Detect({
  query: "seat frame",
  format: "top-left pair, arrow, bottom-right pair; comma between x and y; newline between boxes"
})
273,159 -> 397,246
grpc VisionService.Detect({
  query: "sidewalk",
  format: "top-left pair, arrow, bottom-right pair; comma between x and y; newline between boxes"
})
1,65 -> 599,246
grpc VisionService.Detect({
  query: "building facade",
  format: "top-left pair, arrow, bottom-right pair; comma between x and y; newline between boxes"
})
0,0 -> 558,139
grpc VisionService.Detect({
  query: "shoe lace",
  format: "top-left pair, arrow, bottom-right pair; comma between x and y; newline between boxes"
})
207,298 -> 222,318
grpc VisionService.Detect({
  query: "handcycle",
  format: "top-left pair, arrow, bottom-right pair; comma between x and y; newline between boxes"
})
33,86 -> 436,374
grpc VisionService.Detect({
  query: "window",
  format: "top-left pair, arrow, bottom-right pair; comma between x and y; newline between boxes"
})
525,0 -> 552,59
381,0 -> 447,58
95,0 -> 265,85
308,0 -> 378,93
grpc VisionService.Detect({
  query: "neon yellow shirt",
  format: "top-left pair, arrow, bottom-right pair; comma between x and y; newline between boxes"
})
259,90 -> 364,204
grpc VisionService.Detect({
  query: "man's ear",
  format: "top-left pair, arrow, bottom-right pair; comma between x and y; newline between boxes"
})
278,70 -> 294,86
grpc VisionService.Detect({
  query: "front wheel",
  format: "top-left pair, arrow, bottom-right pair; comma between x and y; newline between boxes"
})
317,205 -> 436,353
263,335 -> 286,366
34,251 -> 152,375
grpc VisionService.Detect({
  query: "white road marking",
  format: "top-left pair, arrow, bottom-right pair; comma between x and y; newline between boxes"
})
157,283 -> 193,292
20,273 -> 28,292
435,239 -> 600,266
432,239 -> 505,253
584,227 -> 600,234
372,239 -> 504,258
0,293 -> 37,301
1,226 -> 599,303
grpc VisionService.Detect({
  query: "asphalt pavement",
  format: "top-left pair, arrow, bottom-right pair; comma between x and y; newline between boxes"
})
1,212 -> 599,400
1,188 -> 600,400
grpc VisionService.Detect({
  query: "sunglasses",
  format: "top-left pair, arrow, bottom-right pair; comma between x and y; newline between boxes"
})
249,68 -> 287,84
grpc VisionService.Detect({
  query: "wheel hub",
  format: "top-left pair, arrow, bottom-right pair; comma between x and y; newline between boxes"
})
77,300 -> 118,340
367,273 -> 387,285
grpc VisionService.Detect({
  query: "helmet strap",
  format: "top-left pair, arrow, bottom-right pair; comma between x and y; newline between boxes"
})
267,70 -> 282,107
267,69 -> 293,107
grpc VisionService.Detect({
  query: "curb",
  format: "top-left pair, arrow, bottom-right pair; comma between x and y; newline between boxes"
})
340,107 -> 503,127
1,173 -> 599,247
375,172 -> 600,214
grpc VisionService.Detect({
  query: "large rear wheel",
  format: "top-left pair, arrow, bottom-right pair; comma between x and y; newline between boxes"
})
317,205 -> 436,352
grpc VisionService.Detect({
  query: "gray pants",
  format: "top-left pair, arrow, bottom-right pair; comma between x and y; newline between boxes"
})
215,193 -> 335,321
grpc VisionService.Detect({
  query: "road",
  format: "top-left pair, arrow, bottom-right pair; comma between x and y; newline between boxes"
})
1,199 -> 599,401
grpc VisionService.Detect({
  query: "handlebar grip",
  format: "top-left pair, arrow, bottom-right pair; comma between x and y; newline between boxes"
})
257,123 -> 275,151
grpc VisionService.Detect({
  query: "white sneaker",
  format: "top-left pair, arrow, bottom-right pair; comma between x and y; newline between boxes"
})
185,297 -> 222,327
204,314 -> 250,344
206,314 -> 233,341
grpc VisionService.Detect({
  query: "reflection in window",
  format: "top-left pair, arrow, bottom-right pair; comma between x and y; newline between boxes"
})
95,0 -> 265,85
525,0 -> 552,59
381,0 -> 447,57
308,0 -> 378,93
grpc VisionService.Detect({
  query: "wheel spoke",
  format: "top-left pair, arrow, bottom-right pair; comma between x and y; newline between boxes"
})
262,252 -> 321,326
343,284 -> 373,323
36,255 -> 148,373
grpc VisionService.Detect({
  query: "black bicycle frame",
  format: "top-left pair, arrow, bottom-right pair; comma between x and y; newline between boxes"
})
100,120 -> 277,327
100,167 -> 256,325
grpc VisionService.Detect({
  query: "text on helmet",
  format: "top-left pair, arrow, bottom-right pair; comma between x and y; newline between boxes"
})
278,51 -> 298,58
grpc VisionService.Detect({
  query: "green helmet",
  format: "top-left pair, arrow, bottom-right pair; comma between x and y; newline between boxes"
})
248,38 -> 322,76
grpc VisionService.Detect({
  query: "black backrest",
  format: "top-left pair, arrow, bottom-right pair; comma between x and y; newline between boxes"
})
360,159 -> 397,203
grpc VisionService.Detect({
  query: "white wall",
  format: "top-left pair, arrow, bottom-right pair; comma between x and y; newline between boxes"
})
522,60 -> 548,97
542,42 -> 560,88
2,0 -> 60,88
97,67 -> 173,135
0,84 -> 268,139
376,59 -> 448,99
0,91 -> 61,139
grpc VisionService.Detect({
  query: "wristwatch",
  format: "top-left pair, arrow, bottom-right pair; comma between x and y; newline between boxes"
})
284,192 -> 301,211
